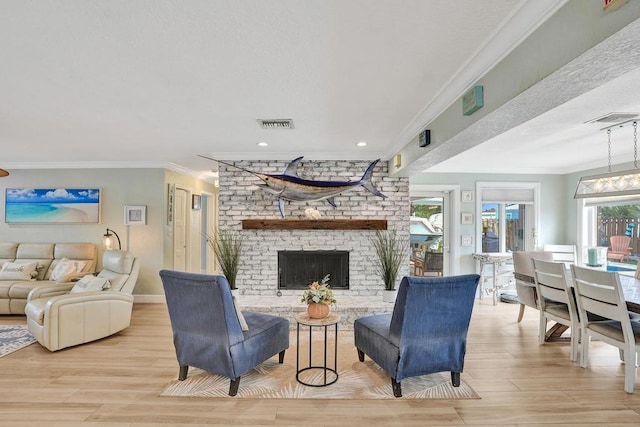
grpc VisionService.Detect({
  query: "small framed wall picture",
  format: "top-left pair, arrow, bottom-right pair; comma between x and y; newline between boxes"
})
461,190 -> 473,202
167,184 -> 175,226
192,194 -> 202,210
124,205 -> 146,225
461,212 -> 473,224
461,235 -> 473,247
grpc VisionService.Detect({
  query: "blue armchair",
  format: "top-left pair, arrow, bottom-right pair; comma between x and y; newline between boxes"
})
354,274 -> 479,397
159,270 -> 290,396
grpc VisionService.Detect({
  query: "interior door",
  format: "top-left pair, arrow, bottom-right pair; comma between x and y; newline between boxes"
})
173,188 -> 188,271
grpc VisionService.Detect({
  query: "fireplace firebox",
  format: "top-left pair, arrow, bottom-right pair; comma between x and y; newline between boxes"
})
278,251 -> 349,290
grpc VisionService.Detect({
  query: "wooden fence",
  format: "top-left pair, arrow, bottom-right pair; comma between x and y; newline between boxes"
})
482,217 -> 639,257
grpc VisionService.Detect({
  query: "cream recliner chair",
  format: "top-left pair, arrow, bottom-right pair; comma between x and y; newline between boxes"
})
25,250 -> 140,351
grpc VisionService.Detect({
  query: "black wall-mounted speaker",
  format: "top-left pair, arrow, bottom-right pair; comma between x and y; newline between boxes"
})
419,129 -> 431,147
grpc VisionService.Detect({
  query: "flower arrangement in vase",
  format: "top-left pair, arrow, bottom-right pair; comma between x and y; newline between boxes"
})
301,274 -> 336,319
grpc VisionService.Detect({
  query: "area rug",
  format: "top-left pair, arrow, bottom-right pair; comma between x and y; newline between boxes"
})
160,333 -> 479,399
0,325 -> 36,358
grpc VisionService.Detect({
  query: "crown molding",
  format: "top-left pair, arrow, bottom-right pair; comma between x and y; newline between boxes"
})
1,160 -> 168,169
0,160 -> 220,184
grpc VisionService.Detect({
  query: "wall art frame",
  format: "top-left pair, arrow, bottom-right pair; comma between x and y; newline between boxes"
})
5,188 -> 101,224
192,194 -> 201,210
461,212 -> 473,225
124,205 -> 146,225
167,183 -> 175,226
461,190 -> 474,202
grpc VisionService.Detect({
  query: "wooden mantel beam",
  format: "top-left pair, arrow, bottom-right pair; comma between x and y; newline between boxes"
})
241,219 -> 387,230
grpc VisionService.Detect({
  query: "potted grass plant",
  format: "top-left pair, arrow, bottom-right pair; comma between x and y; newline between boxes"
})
371,229 -> 409,303
205,229 -> 244,293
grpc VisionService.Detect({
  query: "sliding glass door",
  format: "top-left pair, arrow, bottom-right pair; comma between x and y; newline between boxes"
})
477,182 -> 539,253
481,202 -> 528,253
411,196 -> 445,276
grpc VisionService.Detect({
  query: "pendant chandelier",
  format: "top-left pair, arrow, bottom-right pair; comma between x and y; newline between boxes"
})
574,121 -> 640,199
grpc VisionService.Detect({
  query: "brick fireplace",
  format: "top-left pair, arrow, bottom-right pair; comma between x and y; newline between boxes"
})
217,159 -> 410,300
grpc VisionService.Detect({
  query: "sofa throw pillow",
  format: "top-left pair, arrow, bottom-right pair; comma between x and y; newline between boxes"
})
232,296 -> 249,331
50,259 -> 87,282
32,262 -> 46,278
0,271 -> 33,281
70,275 -> 111,293
1,261 -> 38,277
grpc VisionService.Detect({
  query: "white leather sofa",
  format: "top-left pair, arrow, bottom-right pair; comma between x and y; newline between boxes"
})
0,242 -> 97,314
25,249 -> 140,352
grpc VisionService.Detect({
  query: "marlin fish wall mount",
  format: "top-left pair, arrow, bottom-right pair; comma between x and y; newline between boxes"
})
199,155 -> 387,217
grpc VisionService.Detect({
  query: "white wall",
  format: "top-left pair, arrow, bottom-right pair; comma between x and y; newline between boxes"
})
411,172 -> 566,274
0,167 -> 216,297
0,168 -> 164,295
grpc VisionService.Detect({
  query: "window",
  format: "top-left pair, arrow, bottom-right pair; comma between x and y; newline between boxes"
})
481,202 -> 527,252
579,200 -> 639,268
476,182 -> 539,253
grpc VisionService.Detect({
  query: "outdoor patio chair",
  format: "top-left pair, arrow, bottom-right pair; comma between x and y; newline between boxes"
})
608,236 -> 632,262
571,265 -> 640,393
354,274 -> 479,397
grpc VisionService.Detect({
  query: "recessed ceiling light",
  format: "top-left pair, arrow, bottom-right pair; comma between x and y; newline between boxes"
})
257,141 -> 268,147
356,141 -> 367,147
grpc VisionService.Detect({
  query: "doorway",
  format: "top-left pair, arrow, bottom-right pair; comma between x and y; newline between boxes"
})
410,185 -> 459,276
481,202 -> 528,253
173,187 -> 188,271
411,196 -> 444,276
476,182 -> 539,253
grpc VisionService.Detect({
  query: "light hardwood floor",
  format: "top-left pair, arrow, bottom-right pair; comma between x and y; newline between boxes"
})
1,299 -> 640,426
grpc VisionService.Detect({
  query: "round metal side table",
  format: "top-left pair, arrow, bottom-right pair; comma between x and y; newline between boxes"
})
294,312 -> 340,387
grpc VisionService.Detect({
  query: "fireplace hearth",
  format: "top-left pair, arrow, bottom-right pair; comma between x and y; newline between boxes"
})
278,250 -> 349,290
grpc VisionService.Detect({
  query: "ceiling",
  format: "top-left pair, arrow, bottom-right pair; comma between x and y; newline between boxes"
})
2,0 -> 637,179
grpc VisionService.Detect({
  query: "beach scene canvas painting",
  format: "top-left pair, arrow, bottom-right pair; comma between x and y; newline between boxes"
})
5,188 -> 100,223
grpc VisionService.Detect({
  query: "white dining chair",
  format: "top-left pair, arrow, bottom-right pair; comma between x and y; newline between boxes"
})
543,244 -> 577,268
533,258 -> 580,363
512,251 -> 554,322
571,265 -> 640,393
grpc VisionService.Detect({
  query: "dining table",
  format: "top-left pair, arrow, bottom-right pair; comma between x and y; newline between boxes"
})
513,268 -> 640,342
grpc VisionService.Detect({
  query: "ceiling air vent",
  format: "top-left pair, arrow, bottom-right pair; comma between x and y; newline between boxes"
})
257,119 -> 294,129
587,112 -> 640,124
